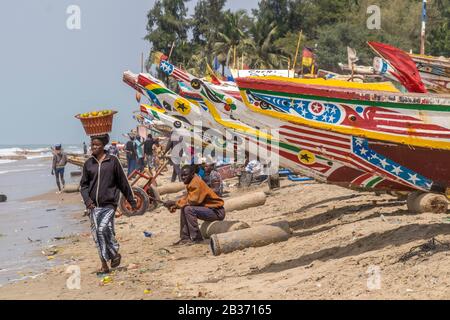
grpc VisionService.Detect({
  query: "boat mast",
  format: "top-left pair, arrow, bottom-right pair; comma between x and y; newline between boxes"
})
420,0 -> 427,55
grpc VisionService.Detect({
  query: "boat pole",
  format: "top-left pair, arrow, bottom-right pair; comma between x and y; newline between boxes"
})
292,30 -> 302,73
420,0 -> 427,55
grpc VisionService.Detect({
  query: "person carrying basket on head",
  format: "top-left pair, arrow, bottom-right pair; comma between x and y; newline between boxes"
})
80,134 -> 137,274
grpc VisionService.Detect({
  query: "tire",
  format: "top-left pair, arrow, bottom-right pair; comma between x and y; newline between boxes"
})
0,194 -> 7,203
147,185 -> 160,212
119,187 -> 149,217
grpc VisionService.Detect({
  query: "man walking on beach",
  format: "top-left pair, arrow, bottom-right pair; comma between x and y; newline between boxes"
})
135,135 -> 145,172
51,144 -> 67,193
80,134 -> 137,274
125,135 -> 137,176
165,131 -> 183,182
144,134 -> 155,170
83,142 -> 88,155
164,165 -> 225,245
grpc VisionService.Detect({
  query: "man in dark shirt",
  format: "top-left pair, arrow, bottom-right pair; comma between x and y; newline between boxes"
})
144,134 -> 155,170
125,135 -> 137,176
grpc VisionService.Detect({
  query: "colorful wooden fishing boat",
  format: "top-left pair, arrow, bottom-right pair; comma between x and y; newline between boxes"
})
410,54 -> 450,94
154,59 -> 415,192
235,75 -> 450,194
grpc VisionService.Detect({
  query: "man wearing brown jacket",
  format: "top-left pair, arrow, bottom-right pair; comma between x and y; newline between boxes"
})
164,165 -> 225,245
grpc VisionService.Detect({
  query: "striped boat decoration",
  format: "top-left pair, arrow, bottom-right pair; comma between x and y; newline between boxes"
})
280,124 -> 434,191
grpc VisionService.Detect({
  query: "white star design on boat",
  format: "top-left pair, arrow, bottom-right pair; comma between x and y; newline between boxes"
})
322,114 -> 329,121
425,182 -> 433,189
355,138 -> 364,146
289,100 -> 295,108
328,115 -> 335,122
359,147 -> 368,155
407,173 -> 420,184
161,62 -> 172,73
330,106 -> 337,114
370,154 -> 378,161
300,109 -> 307,117
312,115 -> 318,120
378,158 -> 389,169
297,101 -> 304,108
391,165 -> 403,176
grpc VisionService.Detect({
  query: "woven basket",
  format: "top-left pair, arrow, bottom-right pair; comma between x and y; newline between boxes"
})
75,111 -> 118,136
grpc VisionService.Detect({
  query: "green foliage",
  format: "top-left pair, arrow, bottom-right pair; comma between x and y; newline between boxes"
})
144,0 -> 450,77
144,0 -> 190,69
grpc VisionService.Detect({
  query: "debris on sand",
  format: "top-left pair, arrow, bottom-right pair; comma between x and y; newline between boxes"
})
398,238 -> 450,263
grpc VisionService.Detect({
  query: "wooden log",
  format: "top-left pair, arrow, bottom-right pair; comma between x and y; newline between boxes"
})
70,171 -> 82,177
157,182 -> 185,195
224,191 -> 266,213
210,221 -> 292,256
408,192 -> 448,214
200,220 -> 250,239
63,184 -> 80,193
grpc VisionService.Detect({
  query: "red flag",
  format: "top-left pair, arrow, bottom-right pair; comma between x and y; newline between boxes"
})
368,41 -> 427,93
302,47 -> 313,67
210,73 -> 222,85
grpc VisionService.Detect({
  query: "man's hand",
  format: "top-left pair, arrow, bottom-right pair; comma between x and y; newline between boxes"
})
163,200 -> 176,209
86,202 -> 95,211
169,206 -> 177,213
130,201 -> 138,211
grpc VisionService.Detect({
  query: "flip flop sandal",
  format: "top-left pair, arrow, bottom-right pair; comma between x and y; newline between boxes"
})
111,253 -> 121,268
171,239 -> 191,246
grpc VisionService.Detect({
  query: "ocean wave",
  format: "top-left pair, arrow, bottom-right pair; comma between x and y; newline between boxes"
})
0,146 -> 82,161
0,160 -> 17,165
0,148 -> 24,156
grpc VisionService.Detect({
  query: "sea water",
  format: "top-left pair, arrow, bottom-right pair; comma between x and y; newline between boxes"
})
0,145 -> 87,286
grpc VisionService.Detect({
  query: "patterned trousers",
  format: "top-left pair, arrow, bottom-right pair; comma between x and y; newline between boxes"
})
90,207 -> 119,262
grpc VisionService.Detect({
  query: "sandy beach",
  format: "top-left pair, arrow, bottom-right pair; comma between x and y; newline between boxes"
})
1,170 -> 449,300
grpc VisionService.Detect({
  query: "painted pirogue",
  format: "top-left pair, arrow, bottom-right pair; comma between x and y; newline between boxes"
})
124,62 -> 413,193
163,58 -> 450,198
410,54 -> 450,94
234,75 -> 450,195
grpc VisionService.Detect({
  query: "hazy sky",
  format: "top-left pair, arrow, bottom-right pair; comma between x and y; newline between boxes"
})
0,0 -> 258,145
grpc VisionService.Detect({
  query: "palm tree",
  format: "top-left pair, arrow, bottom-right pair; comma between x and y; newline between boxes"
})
245,20 -> 290,69
213,10 -> 252,75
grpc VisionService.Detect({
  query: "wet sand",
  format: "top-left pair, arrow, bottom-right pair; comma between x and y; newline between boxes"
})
1,171 -> 450,299
0,157 -> 86,286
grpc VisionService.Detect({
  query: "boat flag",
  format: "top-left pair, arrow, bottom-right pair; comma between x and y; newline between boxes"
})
153,51 -> 168,64
301,47 -> 314,67
368,41 -> 427,93
206,63 -> 223,85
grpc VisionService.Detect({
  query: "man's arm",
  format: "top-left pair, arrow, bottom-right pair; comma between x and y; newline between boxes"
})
52,155 -> 57,171
164,140 -> 174,155
80,161 -> 94,208
61,153 -> 68,167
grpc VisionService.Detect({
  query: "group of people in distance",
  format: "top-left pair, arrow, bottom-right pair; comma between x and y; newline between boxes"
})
124,133 -> 163,176
74,133 -> 226,274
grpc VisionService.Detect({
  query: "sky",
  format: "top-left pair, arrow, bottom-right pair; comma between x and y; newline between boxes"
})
0,0 -> 259,145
